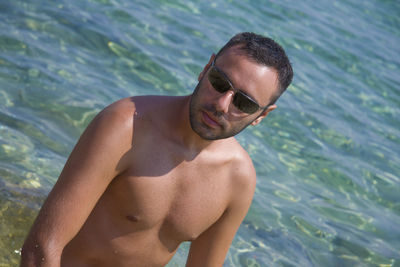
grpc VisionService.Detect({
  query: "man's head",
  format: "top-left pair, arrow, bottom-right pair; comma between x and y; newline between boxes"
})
189,32 -> 293,140
215,32 -> 293,105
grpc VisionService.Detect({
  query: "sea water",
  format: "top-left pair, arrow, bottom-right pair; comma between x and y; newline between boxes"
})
0,0 -> 399,266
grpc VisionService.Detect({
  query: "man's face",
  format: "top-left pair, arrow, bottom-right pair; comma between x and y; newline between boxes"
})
189,47 -> 279,140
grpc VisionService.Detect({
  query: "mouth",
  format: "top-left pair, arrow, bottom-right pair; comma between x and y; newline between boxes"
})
201,111 -> 220,128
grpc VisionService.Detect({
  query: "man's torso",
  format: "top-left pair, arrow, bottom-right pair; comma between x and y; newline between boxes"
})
60,96 -> 249,267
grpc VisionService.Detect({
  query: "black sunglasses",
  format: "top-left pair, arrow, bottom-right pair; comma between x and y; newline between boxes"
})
207,59 -> 269,114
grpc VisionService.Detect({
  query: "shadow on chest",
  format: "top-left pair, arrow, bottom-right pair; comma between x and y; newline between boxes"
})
110,163 -> 229,243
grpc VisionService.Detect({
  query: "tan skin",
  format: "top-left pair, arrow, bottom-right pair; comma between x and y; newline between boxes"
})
20,46 -> 279,267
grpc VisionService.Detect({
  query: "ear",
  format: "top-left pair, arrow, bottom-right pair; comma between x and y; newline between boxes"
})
198,54 -> 216,81
251,104 -> 277,126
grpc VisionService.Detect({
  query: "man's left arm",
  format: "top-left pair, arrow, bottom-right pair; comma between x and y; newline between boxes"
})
185,160 -> 257,267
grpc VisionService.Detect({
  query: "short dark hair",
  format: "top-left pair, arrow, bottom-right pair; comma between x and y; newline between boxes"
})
216,32 -> 293,105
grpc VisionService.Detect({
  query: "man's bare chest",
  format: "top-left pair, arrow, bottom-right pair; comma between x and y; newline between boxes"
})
104,153 -> 232,243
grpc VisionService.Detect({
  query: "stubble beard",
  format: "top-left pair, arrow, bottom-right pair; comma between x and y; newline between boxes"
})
189,82 -> 254,141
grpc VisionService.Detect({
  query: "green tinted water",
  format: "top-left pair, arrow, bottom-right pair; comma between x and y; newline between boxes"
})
0,0 -> 399,266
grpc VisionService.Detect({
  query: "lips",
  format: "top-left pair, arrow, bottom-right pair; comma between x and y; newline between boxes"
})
202,111 -> 220,127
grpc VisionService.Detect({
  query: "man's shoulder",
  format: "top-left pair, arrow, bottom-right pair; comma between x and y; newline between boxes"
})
99,97 -> 137,122
220,138 -> 257,194
104,95 -> 181,112
98,95 -> 173,123
212,138 -> 256,214
88,98 -> 137,148
224,137 -> 255,168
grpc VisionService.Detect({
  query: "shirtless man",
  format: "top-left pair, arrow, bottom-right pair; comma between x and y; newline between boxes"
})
21,32 -> 293,267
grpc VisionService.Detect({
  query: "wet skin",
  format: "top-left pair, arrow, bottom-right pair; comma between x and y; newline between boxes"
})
20,47 -> 279,267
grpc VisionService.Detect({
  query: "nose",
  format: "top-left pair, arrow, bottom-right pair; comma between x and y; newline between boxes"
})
214,90 -> 234,114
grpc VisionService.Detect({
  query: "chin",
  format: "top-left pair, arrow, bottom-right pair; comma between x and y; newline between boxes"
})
190,119 -> 220,140
191,121 -> 238,141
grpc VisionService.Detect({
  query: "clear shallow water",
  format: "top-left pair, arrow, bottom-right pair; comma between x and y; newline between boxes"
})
1,0 -> 399,266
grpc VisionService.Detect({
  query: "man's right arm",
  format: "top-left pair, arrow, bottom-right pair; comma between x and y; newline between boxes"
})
20,98 -> 136,267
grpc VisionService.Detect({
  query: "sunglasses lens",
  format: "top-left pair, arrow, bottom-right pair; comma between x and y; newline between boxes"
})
233,93 -> 259,114
208,67 -> 231,93
208,65 -> 260,114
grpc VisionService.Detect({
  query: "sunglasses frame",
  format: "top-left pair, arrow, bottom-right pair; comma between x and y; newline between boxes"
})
208,58 -> 270,114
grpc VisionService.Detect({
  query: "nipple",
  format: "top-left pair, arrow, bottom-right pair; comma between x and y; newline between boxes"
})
126,214 -> 139,222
